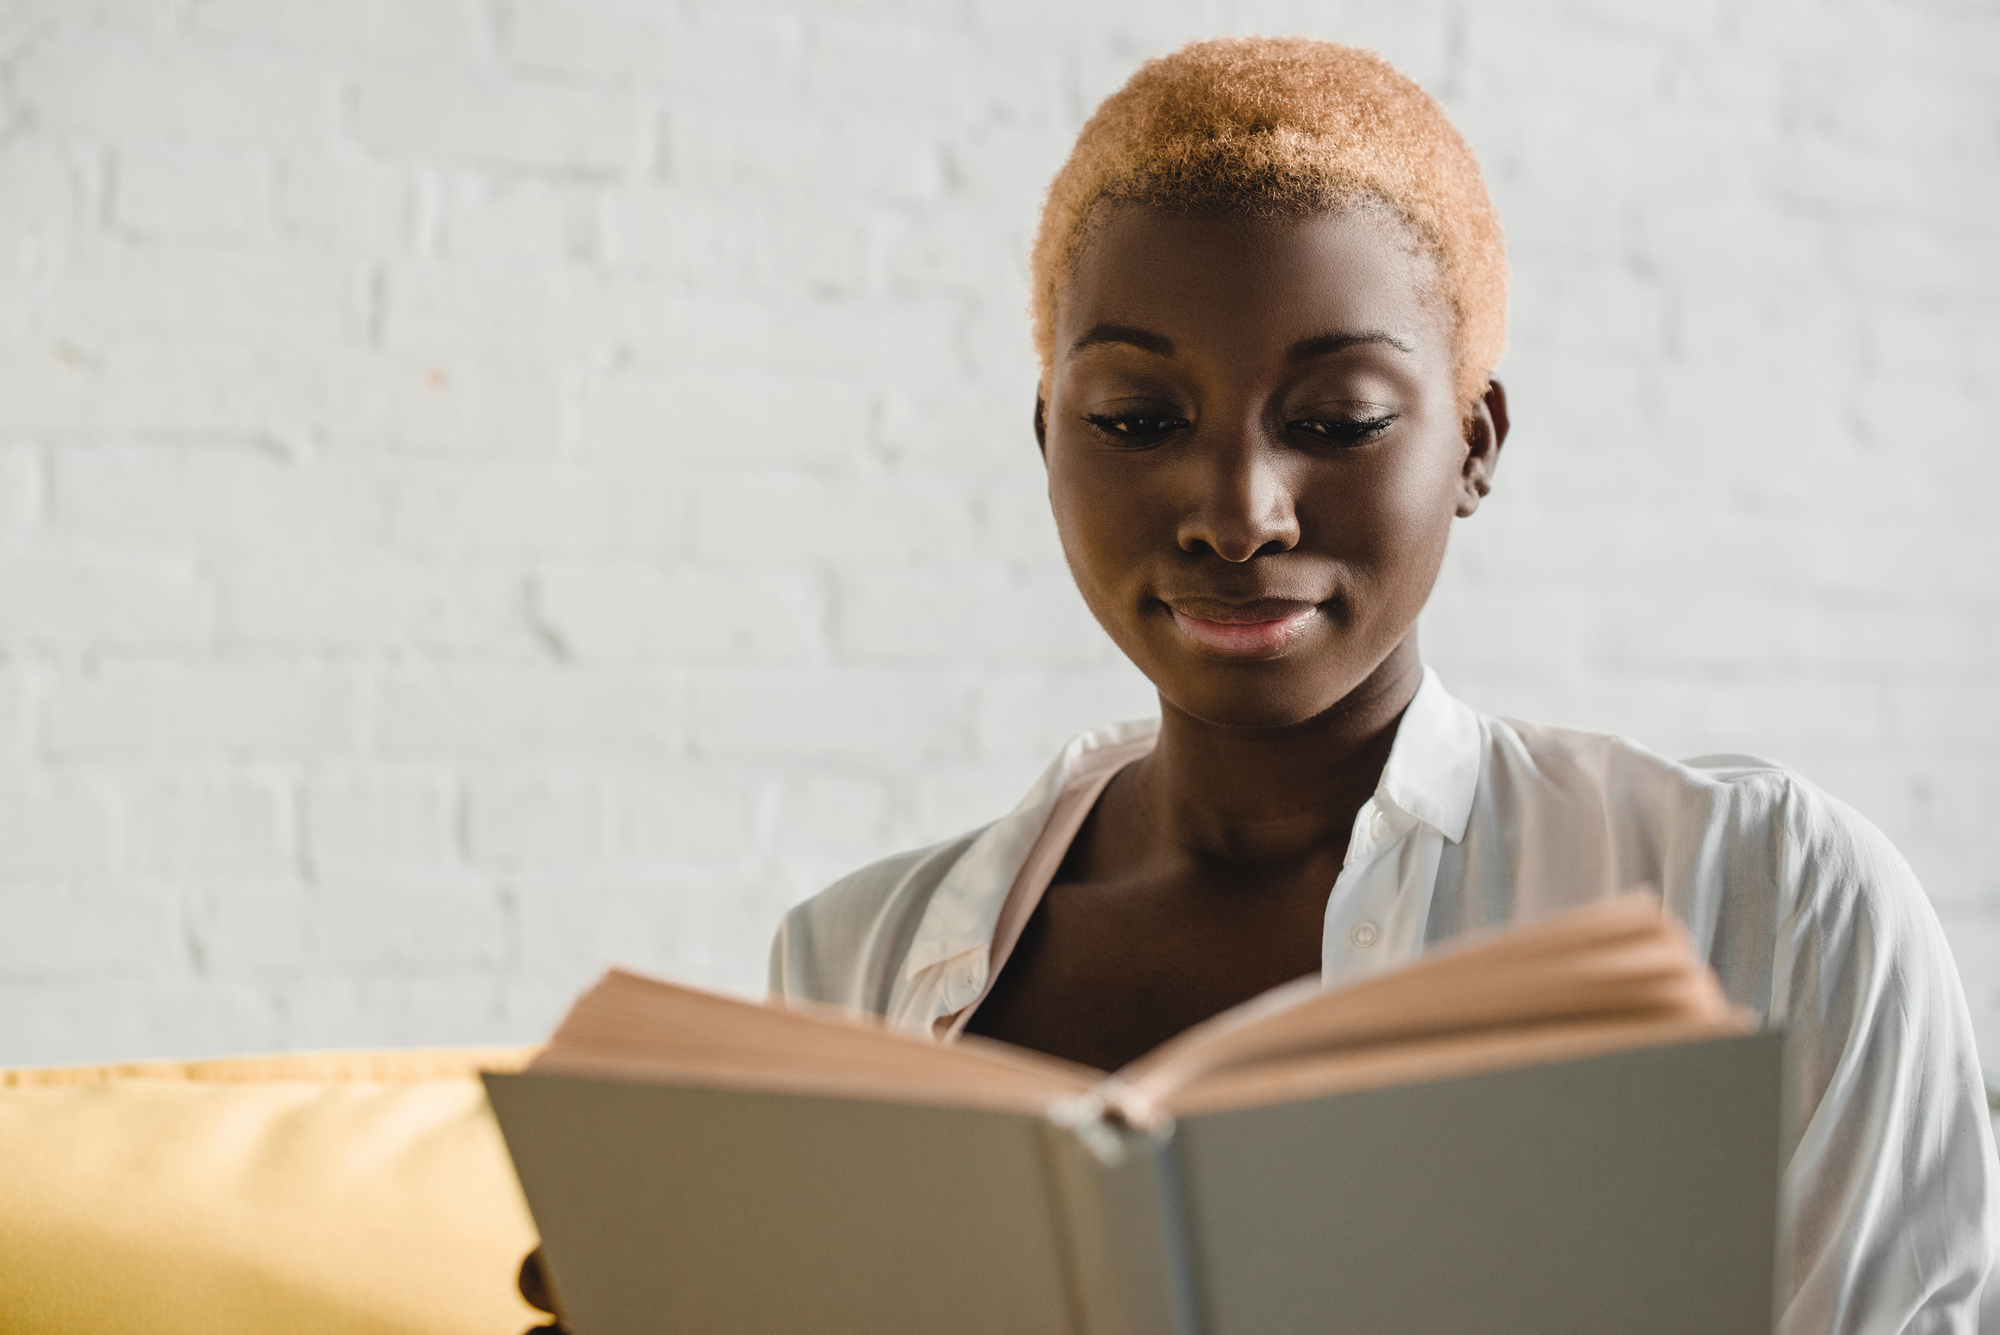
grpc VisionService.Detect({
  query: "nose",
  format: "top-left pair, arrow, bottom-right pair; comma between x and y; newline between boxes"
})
1174,430 -> 1301,562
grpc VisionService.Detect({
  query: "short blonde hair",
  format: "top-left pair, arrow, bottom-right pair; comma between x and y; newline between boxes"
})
1030,36 -> 1507,408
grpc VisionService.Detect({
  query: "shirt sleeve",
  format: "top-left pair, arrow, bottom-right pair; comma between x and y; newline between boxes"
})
762,828 -> 990,1015
766,909 -> 797,1001
1768,782 -> 1997,1334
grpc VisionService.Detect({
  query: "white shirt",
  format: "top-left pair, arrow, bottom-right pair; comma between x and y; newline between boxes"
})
770,668 -> 1998,1334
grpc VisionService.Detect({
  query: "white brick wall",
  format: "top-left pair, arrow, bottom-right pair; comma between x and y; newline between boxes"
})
1,0 -> 1995,1071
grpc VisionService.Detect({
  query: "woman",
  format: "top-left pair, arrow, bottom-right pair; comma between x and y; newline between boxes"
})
764,35 -> 1996,1334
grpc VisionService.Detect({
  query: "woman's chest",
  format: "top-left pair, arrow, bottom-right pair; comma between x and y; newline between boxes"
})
961,861 -> 1336,1071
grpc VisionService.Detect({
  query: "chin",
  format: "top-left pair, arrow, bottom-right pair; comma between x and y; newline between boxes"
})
1152,667 -> 1354,732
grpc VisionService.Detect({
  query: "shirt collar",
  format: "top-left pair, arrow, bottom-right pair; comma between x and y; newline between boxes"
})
899,667 -> 1483,984
899,717 -> 1158,981
1376,665 -> 1482,843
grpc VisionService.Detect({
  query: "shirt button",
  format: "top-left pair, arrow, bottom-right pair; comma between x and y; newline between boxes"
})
1351,920 -> 1380,948
1368,808 -> 1390,840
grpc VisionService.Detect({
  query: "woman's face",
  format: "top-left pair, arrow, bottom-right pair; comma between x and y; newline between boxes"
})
1041,205 -> 1505,730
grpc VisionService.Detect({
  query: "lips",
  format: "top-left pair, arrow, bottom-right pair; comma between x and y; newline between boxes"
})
1166,597 -> 1321,658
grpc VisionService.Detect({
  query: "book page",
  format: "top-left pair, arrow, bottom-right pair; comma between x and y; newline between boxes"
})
1151,1014 -> 1747,1117
1117,893 -> 1744,1113
527,894 -> 1746,1122
529,968 -> 1099,1114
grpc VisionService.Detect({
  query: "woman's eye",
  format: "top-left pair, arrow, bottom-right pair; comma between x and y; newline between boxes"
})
1290,414 -> 1396,444
1084,413 -> 1188,444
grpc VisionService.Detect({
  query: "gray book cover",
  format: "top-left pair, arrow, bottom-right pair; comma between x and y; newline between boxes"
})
486,1030 -> 1781,1334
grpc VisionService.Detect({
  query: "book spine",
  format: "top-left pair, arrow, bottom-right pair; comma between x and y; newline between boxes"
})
1040,1108 -> 1202,1335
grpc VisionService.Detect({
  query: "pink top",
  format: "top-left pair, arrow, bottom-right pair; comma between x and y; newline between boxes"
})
934,740 -> 1143,1040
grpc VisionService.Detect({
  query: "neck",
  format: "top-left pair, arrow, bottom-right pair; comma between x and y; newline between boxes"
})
1131,637 -> 1423,869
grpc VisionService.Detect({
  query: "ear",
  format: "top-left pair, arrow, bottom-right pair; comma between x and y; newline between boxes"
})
1456,378 -> 1508,518
1033,391 -> 1049,459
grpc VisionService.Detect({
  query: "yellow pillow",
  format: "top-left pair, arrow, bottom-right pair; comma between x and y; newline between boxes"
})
0,1048 -> 545,1335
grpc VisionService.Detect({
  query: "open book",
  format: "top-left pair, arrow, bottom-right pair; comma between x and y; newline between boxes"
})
487,895 -> 1782,1335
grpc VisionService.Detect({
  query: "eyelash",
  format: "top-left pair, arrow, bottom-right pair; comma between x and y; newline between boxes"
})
1083,413 -> 1188,444
1292,415 -> 1397,444
1081,413 -> 1396,446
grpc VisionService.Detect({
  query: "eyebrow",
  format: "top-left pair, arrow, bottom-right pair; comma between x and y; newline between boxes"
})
1068,323 -> 1175,358
1286,330 -> 1416,360
1065,323 -> 1416,361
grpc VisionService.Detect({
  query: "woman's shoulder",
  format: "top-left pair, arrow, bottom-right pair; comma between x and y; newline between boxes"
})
767,824 -> 991,1012
1469,711 -> 1990,1324
1478,711 -> 1859,846
1485,711 -> 1791,790
1471,711 -> 1931,964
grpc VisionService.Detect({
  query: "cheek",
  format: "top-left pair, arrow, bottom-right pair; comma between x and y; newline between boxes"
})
1375,441 -> 1463,584
1308,440 -> 1461,587
1382,455 -> 1459,550
1045,446 -> 1176,668
1046,455 -> 1116,628
1047,448 -> 1144,586
1045,449 -> 1087,557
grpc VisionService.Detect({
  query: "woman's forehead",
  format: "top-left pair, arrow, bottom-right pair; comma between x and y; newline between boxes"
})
1055,206 -> 1454,371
